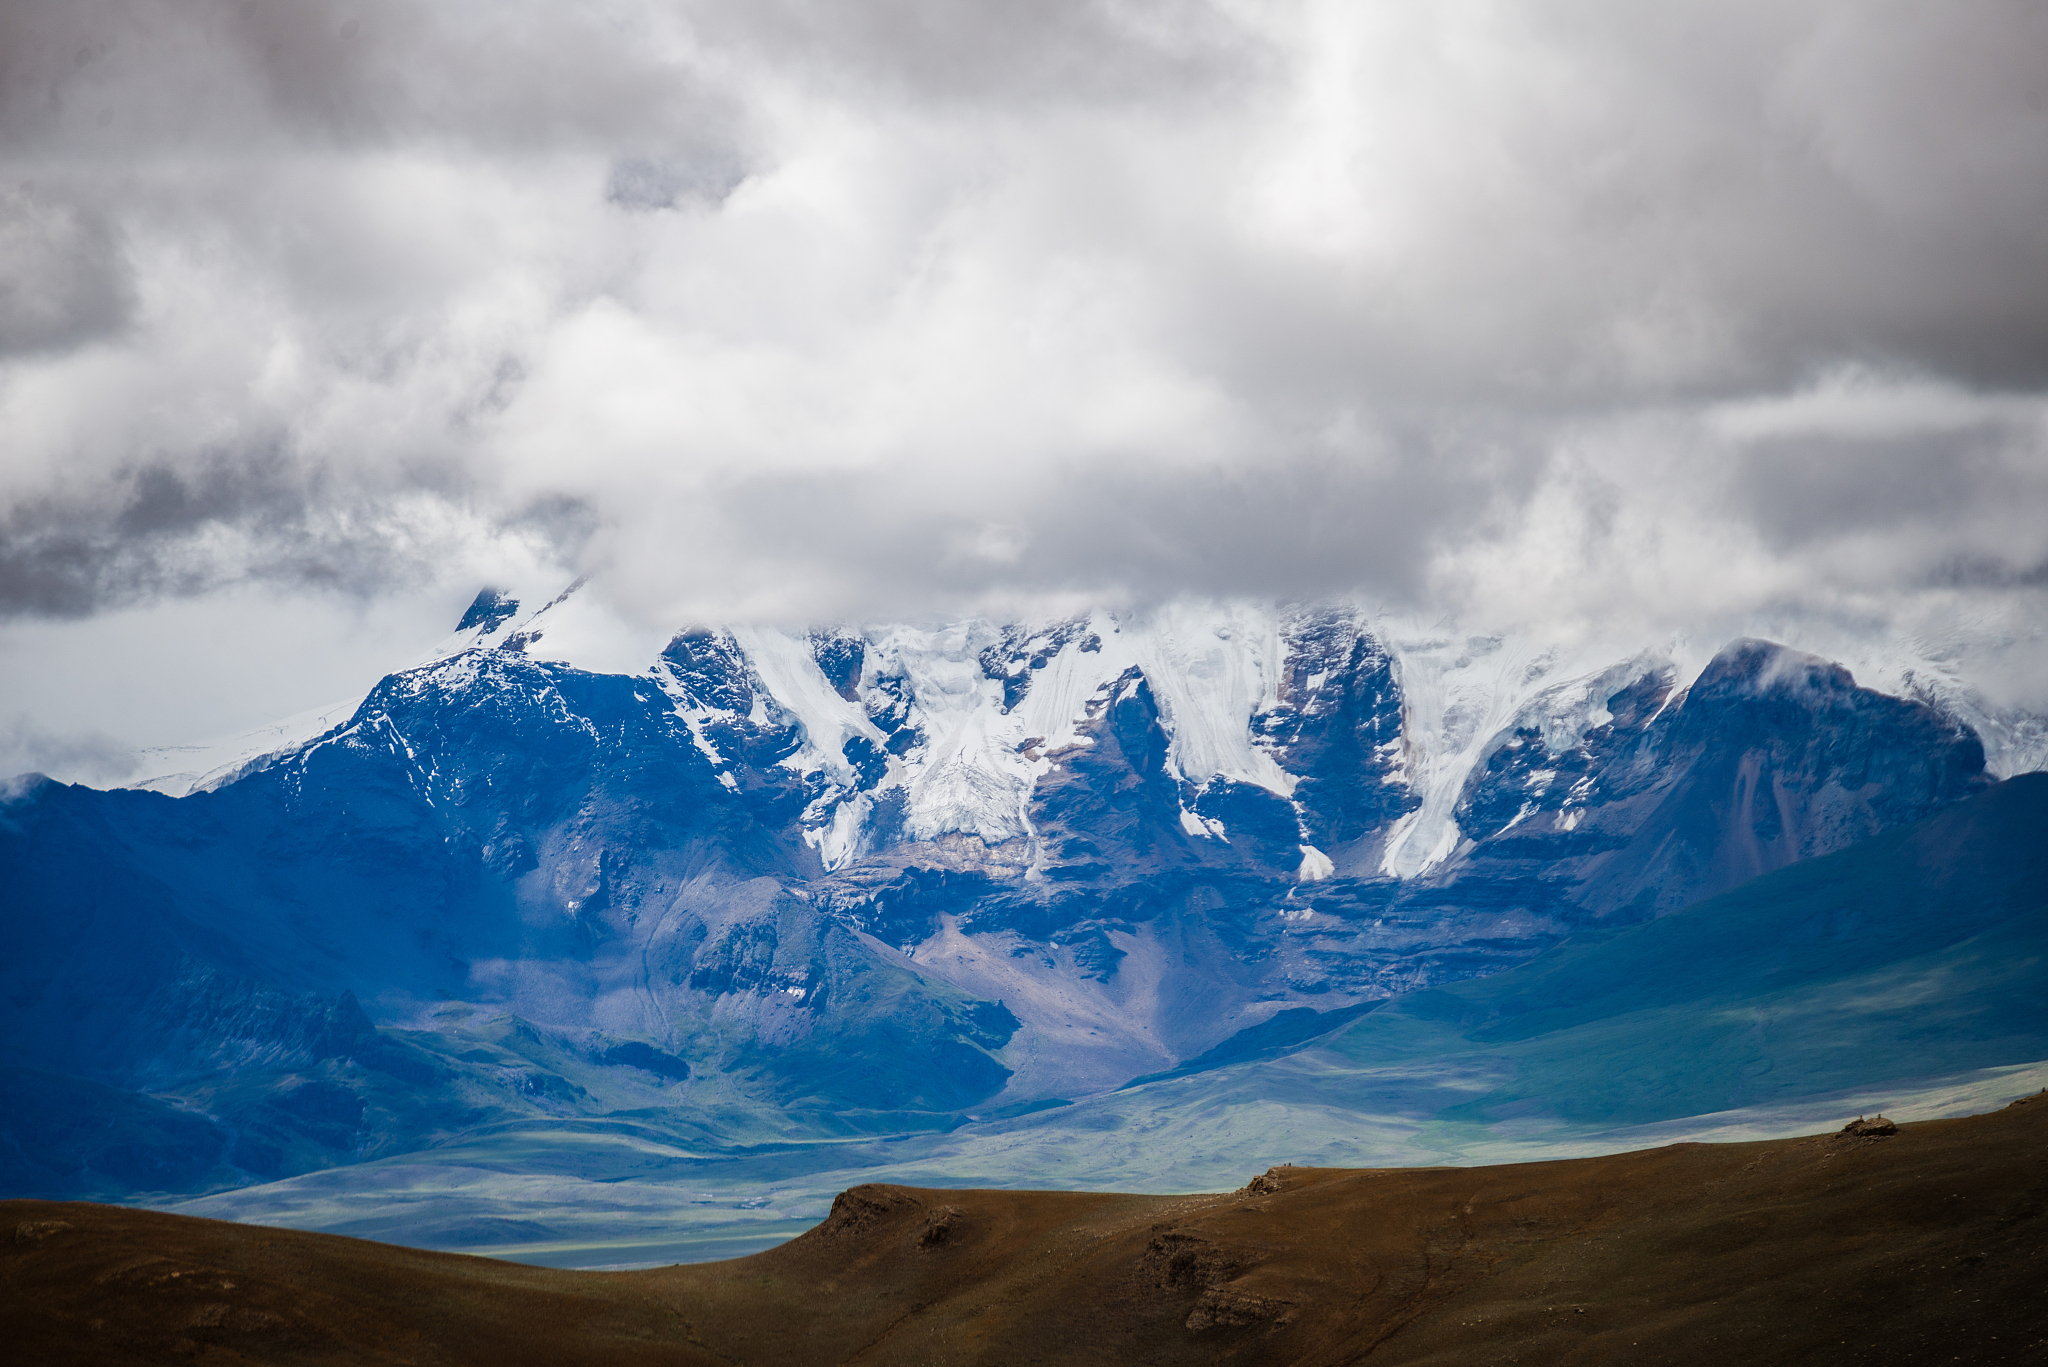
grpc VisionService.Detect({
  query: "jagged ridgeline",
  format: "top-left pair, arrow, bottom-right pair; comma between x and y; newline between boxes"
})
0,588 -> 2023,1201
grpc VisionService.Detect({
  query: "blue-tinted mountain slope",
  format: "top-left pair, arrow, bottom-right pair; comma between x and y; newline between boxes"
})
1300,771 -> 2048,1126
0,654 -> 1023,1197
1442,638 -> 1990,916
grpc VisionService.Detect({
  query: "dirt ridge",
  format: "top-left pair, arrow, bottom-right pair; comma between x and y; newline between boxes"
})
5,1097 -> 2047,1364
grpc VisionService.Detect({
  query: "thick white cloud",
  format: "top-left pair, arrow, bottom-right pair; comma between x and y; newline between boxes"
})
2,0 -> 2045,760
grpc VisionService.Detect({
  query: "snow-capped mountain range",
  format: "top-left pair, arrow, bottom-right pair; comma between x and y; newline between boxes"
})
1,581 -> 2037,1202
132,580 -> 2047,871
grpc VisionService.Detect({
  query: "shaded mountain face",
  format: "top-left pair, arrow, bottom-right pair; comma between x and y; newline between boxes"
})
1444,637 -> 1992,917
1197,772 -> 2048,1138
0,598 -> 1998,1199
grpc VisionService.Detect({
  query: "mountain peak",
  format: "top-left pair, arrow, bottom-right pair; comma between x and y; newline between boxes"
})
455,588 -> 520,635
1692,638 -> 1855,698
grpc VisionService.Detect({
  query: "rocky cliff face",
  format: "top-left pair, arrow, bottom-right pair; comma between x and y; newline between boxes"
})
0,591 -> 2007,1198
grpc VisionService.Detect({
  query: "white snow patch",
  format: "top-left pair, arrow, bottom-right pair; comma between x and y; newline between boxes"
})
730,626 -> 885,784
649,657 -> 735,770
128,695 -> 364,796
1006,613 -> 1128,759
869,622 -> 1045,845
804,791 -> 872,870
1296,845 -> 1335,881
1374,625 -> 1671,878
1120,602 -> 1295,796
867,603 -> 1305,851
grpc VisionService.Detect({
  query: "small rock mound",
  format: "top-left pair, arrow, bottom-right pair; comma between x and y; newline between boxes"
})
807,1187 -> 974,1255
12,1220 -> 72,1245
919,1205 -> 965,1250
1185,1287 -> 1294,1331
1238,1164 -> 1294,1196
815,1186 -> 925,1239
1839,1115 -> 1898,1139
1144,1230 -> 1261,1291
2007,1089 -> 2046,1108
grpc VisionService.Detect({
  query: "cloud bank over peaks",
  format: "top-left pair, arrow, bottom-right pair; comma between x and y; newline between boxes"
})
0,0 -> 2043,719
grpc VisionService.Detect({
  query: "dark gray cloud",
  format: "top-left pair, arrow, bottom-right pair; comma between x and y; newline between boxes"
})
1,450 -> 410,615
0,446 -> 597,617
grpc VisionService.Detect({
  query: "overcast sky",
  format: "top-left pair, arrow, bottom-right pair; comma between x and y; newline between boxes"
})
3,0 -> 2047,778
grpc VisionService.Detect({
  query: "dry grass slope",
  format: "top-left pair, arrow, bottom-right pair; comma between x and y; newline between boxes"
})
6,1096 -> 2046,1365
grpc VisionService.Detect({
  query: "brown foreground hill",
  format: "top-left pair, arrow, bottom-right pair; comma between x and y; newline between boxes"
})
6,1096 -> 2046,1366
